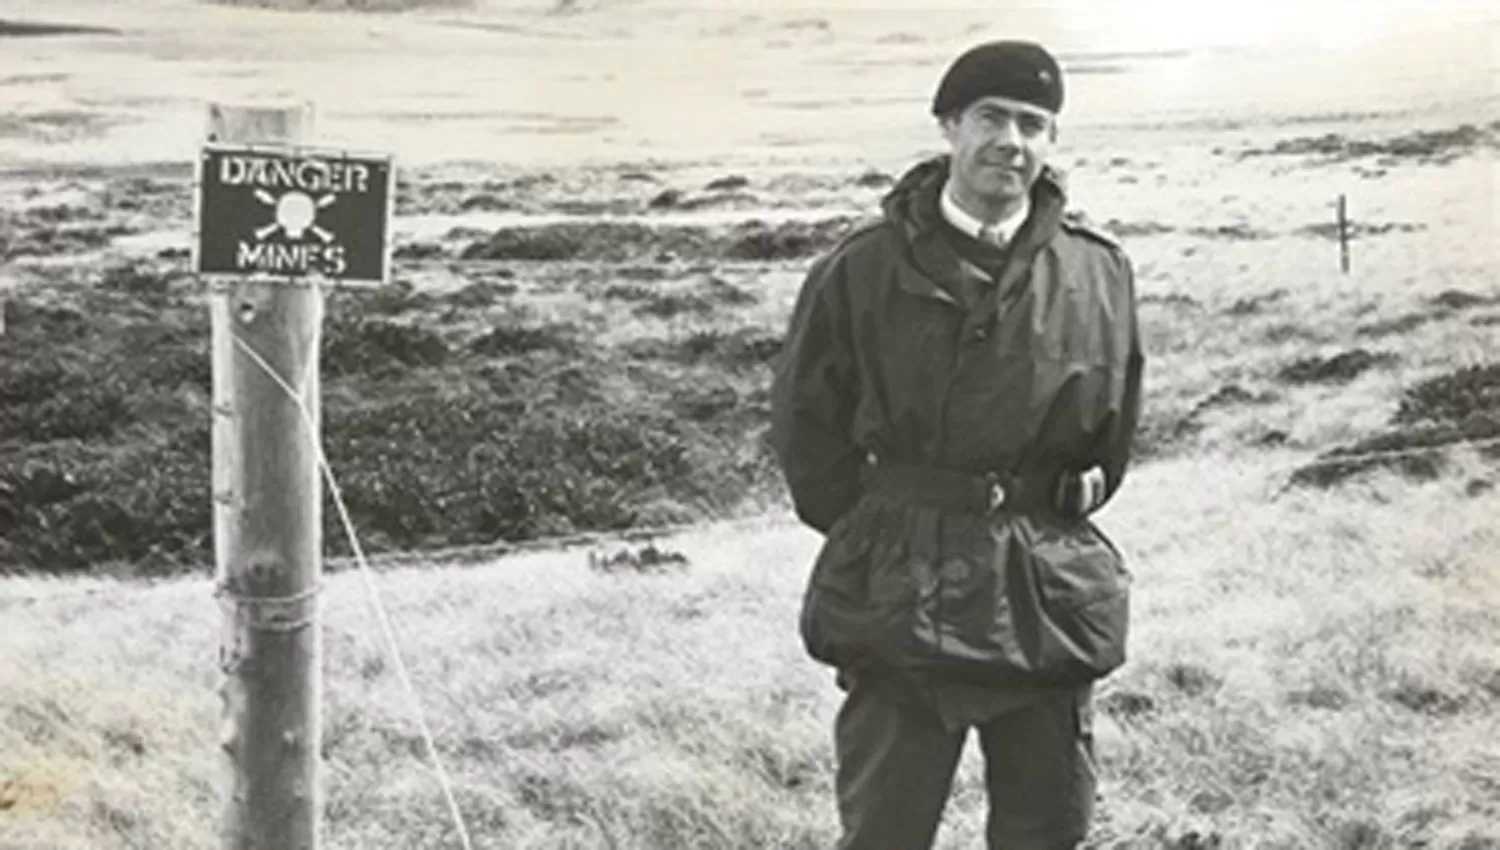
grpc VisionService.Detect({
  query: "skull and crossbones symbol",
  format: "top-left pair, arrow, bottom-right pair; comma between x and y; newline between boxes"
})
254,189 -> 336,242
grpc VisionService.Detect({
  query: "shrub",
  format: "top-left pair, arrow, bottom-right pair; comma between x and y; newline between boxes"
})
1394,363 -> 1500,425
469,322 -> 575,357
99,262 -> 172,300
1,428 -> 211,573
322,317 -> 449,377
0,357 -> 132,444
1277,349 -> 1397,385
324,395 -> 696,550
724,218 -> 852,261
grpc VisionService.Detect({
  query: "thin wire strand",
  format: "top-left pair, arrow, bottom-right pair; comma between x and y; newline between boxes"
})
229,310 -> 474,850
1289,434 -> 1500,472
327,513 -> 789,572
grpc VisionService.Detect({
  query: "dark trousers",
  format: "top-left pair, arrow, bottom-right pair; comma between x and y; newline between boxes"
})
833,676 -> 1096,850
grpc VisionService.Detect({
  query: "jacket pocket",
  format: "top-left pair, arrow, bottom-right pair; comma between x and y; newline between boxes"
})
799,500 -> 908,668
1008,516 -> 1131,682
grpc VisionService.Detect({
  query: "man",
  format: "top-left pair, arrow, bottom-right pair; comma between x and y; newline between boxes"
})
770,40 -> 1145,850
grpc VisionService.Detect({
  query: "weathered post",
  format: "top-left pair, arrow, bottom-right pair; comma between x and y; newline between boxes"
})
208,102 -> 324,850
1337,193 -> 1350,274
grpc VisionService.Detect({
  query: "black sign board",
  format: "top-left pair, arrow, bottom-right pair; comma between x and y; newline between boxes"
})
195,143 -> 393,284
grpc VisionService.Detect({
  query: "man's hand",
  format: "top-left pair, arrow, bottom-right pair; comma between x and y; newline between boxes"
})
1055,466 -> 1107,517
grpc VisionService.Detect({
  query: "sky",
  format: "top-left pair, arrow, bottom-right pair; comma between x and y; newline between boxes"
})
1056,0 -> 1495,50
676,0 -> 1497,52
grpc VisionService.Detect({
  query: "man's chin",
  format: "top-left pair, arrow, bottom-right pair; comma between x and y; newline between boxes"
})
977,176 -> 1028,205
976,168 -> 1028,191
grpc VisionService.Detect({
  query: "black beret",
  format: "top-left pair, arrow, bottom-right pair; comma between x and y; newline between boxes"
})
931,40 -> 1064,117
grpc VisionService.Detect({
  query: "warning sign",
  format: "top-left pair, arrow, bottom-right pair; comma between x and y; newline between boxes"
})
195,144 -> 393,284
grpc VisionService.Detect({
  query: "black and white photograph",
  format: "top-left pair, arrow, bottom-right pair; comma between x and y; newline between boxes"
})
1,1 -> 1496,847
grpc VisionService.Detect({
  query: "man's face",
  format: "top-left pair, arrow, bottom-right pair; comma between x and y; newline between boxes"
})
940,95 -> 1056,214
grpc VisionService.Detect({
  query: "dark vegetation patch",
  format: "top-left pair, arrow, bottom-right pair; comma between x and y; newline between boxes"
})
1240,123 -> 1499,164
1356,313 -> 1431,338
1297,220 -> 1426,240
458,217 -> 854,264
1262,322 -> 1331,345
1393,364 -> 1500,425
1164,663 -> 1222,697
1225,288 -> 1287,316
616,264 -> 669,281
1185,223 -> 1271,241
347,278 -> 436,316
1,269 -> 780,574
0,20 -> 121,37
587,542 -> 689,575
1098,689 -> 1157,719
457,193 -> 519,212
1286,685 -> 1351,711
629,328 -> 783,372
672,191 -> 763,212
395,175 -> 550,216
647,189 -> 684,210
0,110 -> 117,143
632,292 -> 717,319
699,274 -> 759,307
1276,349 -> 1398,385
442,277 -> 518,308
102,176 -> 186,218
1384,681 -> 1468,716
723,218 -> 853,261
1188,791 -> 1234,816
599,283 -> 655,303
669,381 -> 741,422
323,317 -> 450,378
1290,418 -> 1500,488
1,208 -> 137,259
392,240 -> 446,260
1101,218 -> 1174,238
1132,399 -> 1202,459
1191,383 -> 1267,412
1139,292 -> 1200,308
1136,383 -> 1275,458
704,175 -> 750,191
1428,289 -> 1500,311
468,321 -> 577,357
1290,363 -> 1500,488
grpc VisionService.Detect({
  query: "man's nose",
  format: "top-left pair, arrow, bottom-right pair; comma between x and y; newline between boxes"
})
989,119 -> 1022,149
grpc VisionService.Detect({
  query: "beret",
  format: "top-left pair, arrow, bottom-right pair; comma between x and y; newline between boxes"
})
932,40 -> 1064,117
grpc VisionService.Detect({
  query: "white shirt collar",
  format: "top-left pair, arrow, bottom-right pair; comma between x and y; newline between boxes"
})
940,180 -> 1030,247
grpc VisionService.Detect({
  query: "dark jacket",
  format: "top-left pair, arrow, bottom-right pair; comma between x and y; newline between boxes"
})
771,156 -> 1144,685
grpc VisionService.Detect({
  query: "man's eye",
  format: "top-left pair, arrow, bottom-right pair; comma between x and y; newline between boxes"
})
1019,116 -> 1047,135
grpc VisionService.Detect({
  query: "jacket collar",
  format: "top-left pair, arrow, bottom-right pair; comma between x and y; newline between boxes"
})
881,156 -> 1067,304
940,182 -> 1030,247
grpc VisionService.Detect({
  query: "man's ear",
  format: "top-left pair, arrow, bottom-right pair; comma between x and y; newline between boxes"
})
1048,117 -> 1059,144
937,113 -> 959,145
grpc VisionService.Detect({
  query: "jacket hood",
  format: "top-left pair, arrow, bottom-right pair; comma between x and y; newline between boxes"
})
879,156 -> 1068,294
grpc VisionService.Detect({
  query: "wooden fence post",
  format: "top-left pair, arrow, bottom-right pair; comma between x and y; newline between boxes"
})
1337,193 -> 1350,274
208,102 -> 324,850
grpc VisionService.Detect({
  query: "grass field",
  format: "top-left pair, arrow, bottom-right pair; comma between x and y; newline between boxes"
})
3,456 -> 1497,849
2,1 -> 1498,847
